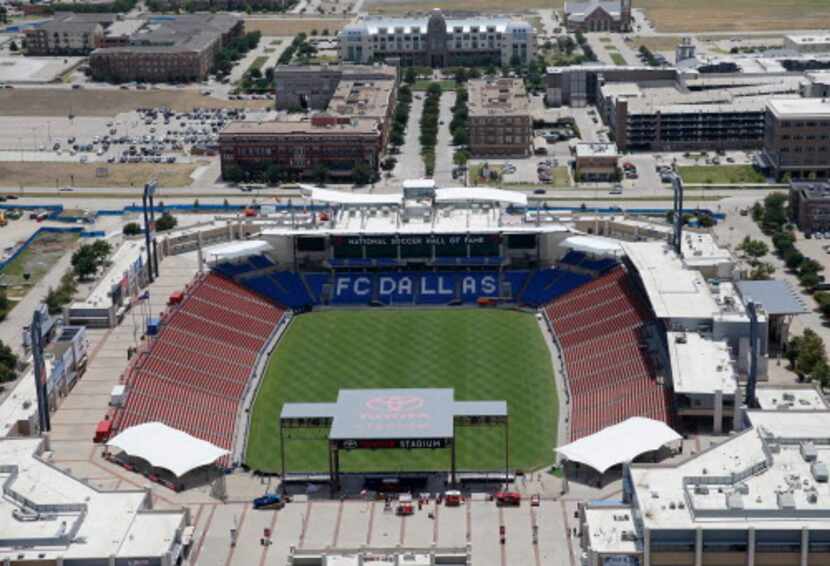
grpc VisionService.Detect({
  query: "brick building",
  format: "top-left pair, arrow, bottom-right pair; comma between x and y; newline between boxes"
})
564,0 -> 632,33
763,98 -> 830,181
468,78 -> 532,157
789,182 -> 830,234
574,143 -> 620,182
219,116 -> 384,179
89,14 -> 242,83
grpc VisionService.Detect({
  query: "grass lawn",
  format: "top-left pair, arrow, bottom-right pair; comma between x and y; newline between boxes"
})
678,165 -> 767,184
469,163 -> 504,186
0,231 -> 78,302
246,309 -> 557,474
599,37 -> 612,43
551,166 -> 572,187
248,56 -> 269,72
609,52 -> 627,65
412,79 -> 457,92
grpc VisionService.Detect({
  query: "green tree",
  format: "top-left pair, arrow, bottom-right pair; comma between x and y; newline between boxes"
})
9,40 -> 18,52
749,262 -> 775,280
265,164 -> 282,185
155,212 -> 177,232
0,289 -> 8,322
123,222 -> 142,236
738,237 -> 769,261
223,164 -> 244,183
352,162 -> 372,186
403,67 -> 417,85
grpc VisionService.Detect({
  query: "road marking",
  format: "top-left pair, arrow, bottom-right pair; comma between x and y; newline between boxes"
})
432,500 -> 439,544
299,500 -> 312,548
560,500 -> 577,566
499,507 -> 506,566
366,501 -> 376,545
332,500 -> 343,547
530,505 -> 541,566
257,508 -> 279,566
223,503 -> 249,566
399,510 -> 406,545
465,498 -> 471,543
190,504 -> 217,565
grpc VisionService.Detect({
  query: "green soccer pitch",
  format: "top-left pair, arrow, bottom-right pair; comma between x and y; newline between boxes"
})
245,309 -> 558,474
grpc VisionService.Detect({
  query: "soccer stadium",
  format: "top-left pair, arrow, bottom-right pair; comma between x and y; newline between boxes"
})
3,178 -> 812,566
104,180 -> 711,487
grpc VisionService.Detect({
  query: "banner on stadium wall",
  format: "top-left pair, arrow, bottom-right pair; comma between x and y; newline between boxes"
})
333,234 -> 496,247
337,438 -> 449,450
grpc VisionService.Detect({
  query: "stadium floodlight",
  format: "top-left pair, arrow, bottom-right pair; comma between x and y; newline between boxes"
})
31,309 -> 50,433
143,180 -> 159,283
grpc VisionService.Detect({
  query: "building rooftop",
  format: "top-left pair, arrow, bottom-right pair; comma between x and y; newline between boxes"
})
468,78 -> 529,116
220,117 -> 381,137
755,386 -> 828,411
342,13 -> 532,36
564,0 -> 623,21
627,411 -> 830,531
71,241 -> 145,310
620,241 -> 719,320
680,232 -> 735,270
92,13 -> 240,55
786,33 -> 830,46
666,331 -> 738,396
327,79 -> 395,120
575,142 -> 619,158
767,98 -> 830,119
0,437 -> 185,562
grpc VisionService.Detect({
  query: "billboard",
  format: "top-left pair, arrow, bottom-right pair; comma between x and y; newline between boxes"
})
332,234 -> 500,259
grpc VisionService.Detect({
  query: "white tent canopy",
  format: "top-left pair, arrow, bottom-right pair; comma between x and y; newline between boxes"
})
106,422 -> 229,477
563,235 -> 624,257
556,417 -> 681,473
205,240 -> 271,261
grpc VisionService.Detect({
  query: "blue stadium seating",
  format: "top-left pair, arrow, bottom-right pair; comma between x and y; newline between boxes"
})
212,260 -> 256,278
303,273 -> 329,304
457,272 -> 499,301
331,274 -> 375,304
249,255 -> 275,270
375,272 -> 419,304
244,275 -> 285,305
503,270 -> 530,299
561,250 -> 618,274
519,269 -> 591,307
270,272 -> 313,309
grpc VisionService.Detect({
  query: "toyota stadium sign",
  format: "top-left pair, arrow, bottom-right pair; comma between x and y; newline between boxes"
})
337,438 -> 450,450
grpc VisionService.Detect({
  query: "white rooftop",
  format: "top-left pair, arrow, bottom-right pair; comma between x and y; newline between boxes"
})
786,33 -> 830,45
666,332 -> 738,396
0,360 -> 44,437
434,187 -> 528,207
204,239 -> 271,261
628,411 -> 830,531
755,386 -> 828,411
680,232 -> 734,269
0,437 -> 184,562
575,142 -> 619,158
621,241 -> 719,319
71,240 -> 145,309
583,506 -> 639,555
767,98 -> 830,119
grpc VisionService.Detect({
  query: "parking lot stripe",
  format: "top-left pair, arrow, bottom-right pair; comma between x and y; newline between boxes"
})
465,498 -> 471,543
223,503 -> 249,566
530,505 -> 541,566
432,500 -> 439,544
366,501 -> 376,545
560,500 -> 577,566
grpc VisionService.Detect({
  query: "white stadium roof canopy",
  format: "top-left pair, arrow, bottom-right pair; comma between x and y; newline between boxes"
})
205,239 -> 271,261
434,187 -> 528,206
106,422 -> 229,477
563,235 -> 624,257
300,185 -> 404,206
556,417 -> 681,473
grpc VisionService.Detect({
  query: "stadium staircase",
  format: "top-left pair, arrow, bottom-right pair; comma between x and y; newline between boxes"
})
542,267 -> 672,441
111,273 -> 286,466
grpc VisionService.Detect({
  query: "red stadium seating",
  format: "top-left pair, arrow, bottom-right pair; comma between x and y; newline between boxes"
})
543,267 -> 671,441
112,273 -> 285,465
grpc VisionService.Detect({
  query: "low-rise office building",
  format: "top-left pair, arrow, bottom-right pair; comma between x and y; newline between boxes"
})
789,182 -> 830,234
89,14 -> 242,83
581,407 -> 830,566
574,142 -> 620,182
274,64 -> 397,111
544,65 -> 679,107
24,12 -> 115,55
563,0 -> 632,33
468,78 -> 531,157
339,9 -> 535,67
785,33 -> 830,54
763,98 -> 830,181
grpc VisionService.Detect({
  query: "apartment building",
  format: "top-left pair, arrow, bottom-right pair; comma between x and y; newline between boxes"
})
24,13 -> 115,55
763,98 -> 830,181
563,0 -> 632,32
544,65 -> 678,107
89,14 -> 242,83
274,64 -> 397,111
339,9 -> 535,68
468,78 -> 531,157
789,182 -> 830,234
219,116 -> 384,179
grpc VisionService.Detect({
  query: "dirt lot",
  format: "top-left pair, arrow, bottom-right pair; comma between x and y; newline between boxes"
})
635,0 -> 830,32
0,162 -> 200,188
0,89 -> 272,117
243,18 -> 349,36
0,230 -> 79,299
366,0 -> 550,13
